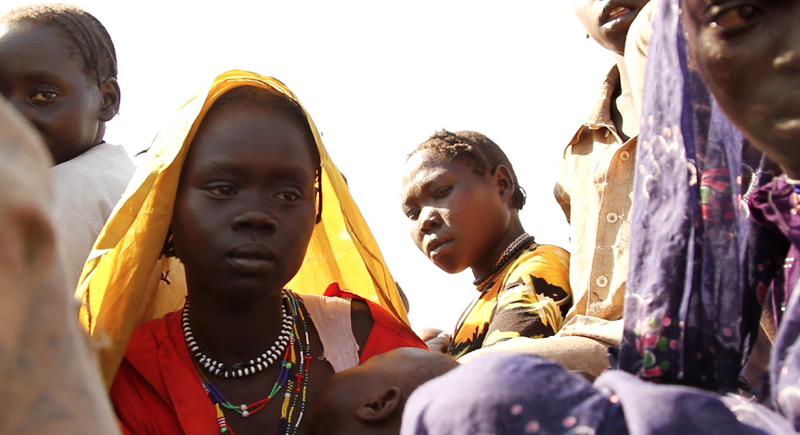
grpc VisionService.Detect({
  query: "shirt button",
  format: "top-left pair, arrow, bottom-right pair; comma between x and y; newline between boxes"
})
596,275 -> 609,288
620,150 -> 630,162
606,212 -> 619,223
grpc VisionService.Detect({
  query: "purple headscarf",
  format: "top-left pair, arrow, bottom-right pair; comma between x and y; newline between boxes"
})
615,0 -> 783,392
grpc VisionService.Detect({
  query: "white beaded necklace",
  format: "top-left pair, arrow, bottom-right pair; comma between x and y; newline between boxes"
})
182,296 -> 294,379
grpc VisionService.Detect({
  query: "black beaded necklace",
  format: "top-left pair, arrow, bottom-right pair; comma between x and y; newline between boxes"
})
472,233 -> 535,290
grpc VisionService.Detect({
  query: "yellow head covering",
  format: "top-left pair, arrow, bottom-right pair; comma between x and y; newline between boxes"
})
75,70 -> 408,388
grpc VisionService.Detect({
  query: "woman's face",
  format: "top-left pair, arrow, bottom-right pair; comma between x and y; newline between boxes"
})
0,22 -> 109,165
171,102 -> 317,303
683,0 -> 800,178
571,0 -> 652,54
401,151 -> 510,275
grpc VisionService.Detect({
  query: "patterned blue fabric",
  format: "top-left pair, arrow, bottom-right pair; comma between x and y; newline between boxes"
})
615,0 -> 779,392
401,353 -> 794,435
401,354 -> 629,435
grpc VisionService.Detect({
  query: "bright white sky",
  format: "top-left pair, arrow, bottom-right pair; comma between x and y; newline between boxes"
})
10,0 -> 614,332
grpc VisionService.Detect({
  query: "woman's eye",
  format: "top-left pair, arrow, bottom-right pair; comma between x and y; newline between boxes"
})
434,186 -> 452,200
406,210 -> 420,221
276,192 -> 300,201
710,3 -> 764,28
208,185 -> 236,196
30,91 -> 58,102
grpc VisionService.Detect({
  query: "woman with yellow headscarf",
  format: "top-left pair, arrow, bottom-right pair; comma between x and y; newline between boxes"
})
76,71 -> 422,435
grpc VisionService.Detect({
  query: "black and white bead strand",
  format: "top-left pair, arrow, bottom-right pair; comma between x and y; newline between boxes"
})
182,298 -> 294,379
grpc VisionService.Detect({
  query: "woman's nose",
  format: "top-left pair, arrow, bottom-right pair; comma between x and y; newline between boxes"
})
419,208 -> 441,235
231,210 -> 277,233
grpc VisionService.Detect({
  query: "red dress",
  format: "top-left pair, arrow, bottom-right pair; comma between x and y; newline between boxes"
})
110,288 -> 424,435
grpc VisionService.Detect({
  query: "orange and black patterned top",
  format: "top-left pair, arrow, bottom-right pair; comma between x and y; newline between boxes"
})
448,242 -> 572,359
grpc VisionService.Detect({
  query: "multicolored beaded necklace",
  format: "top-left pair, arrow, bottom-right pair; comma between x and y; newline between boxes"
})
472,232 -> 535,290
185,290 -> 312,435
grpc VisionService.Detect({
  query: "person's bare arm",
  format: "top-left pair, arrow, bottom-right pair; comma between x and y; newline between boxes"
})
0,99 -> 121,435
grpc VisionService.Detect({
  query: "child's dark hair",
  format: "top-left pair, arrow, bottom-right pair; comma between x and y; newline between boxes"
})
1,3 -> 117,86
410,130 -> 526,210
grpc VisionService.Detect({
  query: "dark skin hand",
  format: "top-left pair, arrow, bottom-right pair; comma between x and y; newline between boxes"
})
418,328 -> 451,353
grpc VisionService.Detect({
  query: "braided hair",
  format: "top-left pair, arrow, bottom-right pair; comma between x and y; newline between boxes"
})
410,130 -> 527,210
1,3 -> 117,86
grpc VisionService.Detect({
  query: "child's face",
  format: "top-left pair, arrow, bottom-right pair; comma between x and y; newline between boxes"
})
171,102 -> 317,302
401,151 -> 511,275
572,0 -> 651,54
683,0 -> 800,178
0,22 -> 107,165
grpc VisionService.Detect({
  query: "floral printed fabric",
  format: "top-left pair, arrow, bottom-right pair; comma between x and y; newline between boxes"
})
448,242 -> 572,359
750,178 -> 800,324
401,355 -> 796,435
402,354 -> 629,435
616,0 -> 781,392
749,177 -> 800,429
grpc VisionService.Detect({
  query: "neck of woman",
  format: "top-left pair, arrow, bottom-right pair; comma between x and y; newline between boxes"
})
471,219 -> 526,281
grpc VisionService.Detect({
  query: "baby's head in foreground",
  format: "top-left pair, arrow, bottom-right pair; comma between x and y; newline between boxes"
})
306,347 -> 458,435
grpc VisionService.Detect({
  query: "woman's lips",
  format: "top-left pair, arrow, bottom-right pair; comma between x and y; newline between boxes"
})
227,245 -> 275,273
227,256 -> 273,273
607,6 -> 632,21
600,1 -> 637,28
426,238 -> 454,258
